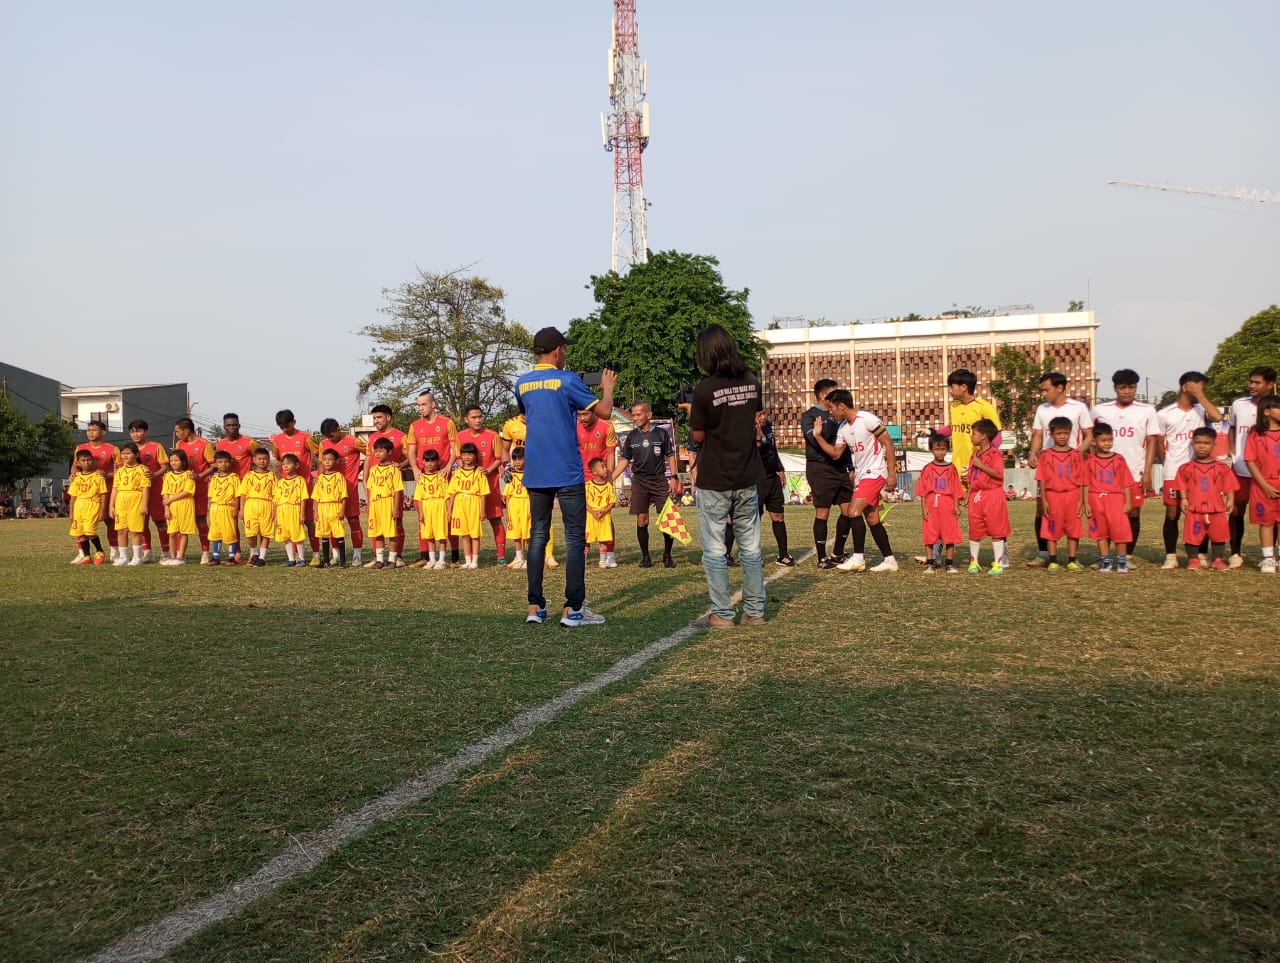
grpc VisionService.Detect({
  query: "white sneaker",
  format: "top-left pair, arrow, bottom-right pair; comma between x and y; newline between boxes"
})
1228,554 -> 1245,570
836,557 -> 866,572
604,555 -> 617,568
70,551 -> 85,565
172,557 -> 186,565
870,557 -> 899,572
433,559 -> 448,569
1160,555 -> 1179,571
1260,558 -> 1277,574
127,557 -> 144,566
113,555 -> 129,567
352,550 -> 363,566
200,551 -> 210,564
141,550 -> 154,564
363,559 -> 379,568
598,558 -> 608,568
159,558 -> 176,566
561,604 -> 605,627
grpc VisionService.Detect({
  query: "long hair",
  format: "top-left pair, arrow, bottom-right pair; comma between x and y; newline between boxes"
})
695,324 -> 747,378
1257,394 -> 1280,433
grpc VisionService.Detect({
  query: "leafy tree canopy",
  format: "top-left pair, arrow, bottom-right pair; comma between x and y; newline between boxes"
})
0,392 -> 74,496
358,267 -> 532,421
988,346 -> 1056,460
1205,305 -> 1280,405
566,251 -> 766,416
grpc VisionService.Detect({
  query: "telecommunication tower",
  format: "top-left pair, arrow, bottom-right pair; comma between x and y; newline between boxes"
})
601,0 -> 650,273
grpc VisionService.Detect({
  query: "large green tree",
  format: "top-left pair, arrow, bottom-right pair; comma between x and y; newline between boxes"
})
0,392 -> 74,497
1205,305 -> 1280,405
988,346 -> 1057,461
566,251 -> 766,415
359,268 -> 532,420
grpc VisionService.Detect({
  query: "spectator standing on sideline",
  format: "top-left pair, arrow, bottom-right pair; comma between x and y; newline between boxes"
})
515,327 -> 616,627
688,324 -> 766,628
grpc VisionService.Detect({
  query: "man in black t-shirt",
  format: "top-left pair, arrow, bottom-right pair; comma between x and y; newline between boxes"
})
724,410 -> 794,566
802,379 -> 853,568
614,400 -> 680,568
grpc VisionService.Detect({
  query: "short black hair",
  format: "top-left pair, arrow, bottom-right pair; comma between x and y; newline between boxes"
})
464,405 -> 484,417
253,447 -> 270,458
813,378 -> 838,399
86,419 -> 107,431
321,447 -> 340,460
1039,371 -> 1068,389
128,419 -> 149,432
1111,368 -> 1140,387
946,369 -> 977,393
971,419 -> 999,440
120,441 -> 141,456
422,448 -> 440,462
928,432 -> 951,449
511,446 -> 525,459
460,442 -> 479,455
170,449 -> 189,470
1048,416 -> 1072,432
371,404 -> 393,416
174,417 -> 195,432
825,388 -> 853,408
1179,371 -> 1209,387
1250,366 -> 1277,383
1092,421 -> 1113,438
588,456 -> 606,470
372,437 -> 394,452
319,418 -> 341,436
280,453 -> 299,465
222,413 -> 239,422
1192,426 -> 1217,442
214,450 -> 233,462
275,409 -> 295,428
75,449 -> 95,460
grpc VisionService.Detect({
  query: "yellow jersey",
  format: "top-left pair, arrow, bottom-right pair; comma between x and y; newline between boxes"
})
312,471 -> 348,506
500,416 -> 527,452
69,471 -> 108,503
446,467 -> 486,500
416,472 -> 448,502
949,397 -> 1002,473
273,475 -> 309,507
238,470 -> 276,502
113,463 -> 151,493
162,471 -> 196,500
366,463 -> 405,502
207,472 -> 240,508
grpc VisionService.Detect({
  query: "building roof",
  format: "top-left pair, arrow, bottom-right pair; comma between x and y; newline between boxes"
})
62,383 -> 186,395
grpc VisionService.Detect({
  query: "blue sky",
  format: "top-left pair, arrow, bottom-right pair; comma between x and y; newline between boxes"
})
4,0 -> 1277,437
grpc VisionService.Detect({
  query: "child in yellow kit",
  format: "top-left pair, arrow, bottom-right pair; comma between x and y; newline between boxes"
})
68,448 -> 108,565
161,450 -> 197,565
109,442 -> 150,566
586,456 -> 618,568
447,442 -> 486,569
312,448 -> 349,568
273,453 -> 310,567
239,447 -> 277,567
503,447 -> 531,569
206,451 -> 240,565
366,437 -> 405,568
411,448 -> 450,570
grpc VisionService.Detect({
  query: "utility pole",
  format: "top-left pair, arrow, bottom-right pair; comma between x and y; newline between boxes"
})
601,0 -> 650,273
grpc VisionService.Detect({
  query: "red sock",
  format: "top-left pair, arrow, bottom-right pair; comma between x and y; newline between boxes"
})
105,521 -> 118,548
348,517 -> 364,549
329,537 -> 341,549
493,521 -> 506,557
394,522 -> 405,556
309,532 -> 320,552
159,528 -> 170,553
605,540 -> 615,552
198,519 -> 210,552
141,530 -> 151,550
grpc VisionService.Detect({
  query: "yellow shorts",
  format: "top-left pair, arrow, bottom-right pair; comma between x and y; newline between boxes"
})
316,501 -> 346,539
507,499 -> 531,540
417,498 -> 449,541
450,494 -> 482,538
168,499 -> 198,536
367,498 -> 397,539
244,499 -> 275,538
586,513 -> 613,546
114,492 -> 147,534
275,505 -> 304,543
70,507 -> 103,538
208,504 -> 238,543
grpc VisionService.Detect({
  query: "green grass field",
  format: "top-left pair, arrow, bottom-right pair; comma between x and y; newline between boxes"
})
2,502 -> 1277,962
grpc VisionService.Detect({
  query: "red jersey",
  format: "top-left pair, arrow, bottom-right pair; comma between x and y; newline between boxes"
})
271,430 -> 318,481
1175,460 -> 1239,513
967,445 -> 1005,492
75,442 -> 119,484
174,438 -> 215,479
407,415 -> 458,472
136,440 -> 168,474
1084,453 -> 1134,494
322,434 -> 364,486
577,419 -> 617,477
216,435 -> 259,477
459,428 -> 501,470
1036,448 -> 1086,493
1244,428 -> 1280,482
915,461 -> 961,501
368,427 -> 407,466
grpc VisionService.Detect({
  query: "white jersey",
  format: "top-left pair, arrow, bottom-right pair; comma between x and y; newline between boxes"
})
1091,400 -> 1161,481
1032,398 -> 1094,450
1229,396 -> 1257,477
836,411 -> 888,483
1158,403 -> 1207,480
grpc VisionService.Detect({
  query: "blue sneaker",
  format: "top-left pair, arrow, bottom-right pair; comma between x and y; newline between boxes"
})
1098,558 -> 1113,573
560,605 -> 606,627
1116,557 -> 1129,574
526,606 -> 548,624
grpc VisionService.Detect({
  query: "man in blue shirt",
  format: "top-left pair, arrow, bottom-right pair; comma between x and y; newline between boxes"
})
515,327 -> 616,627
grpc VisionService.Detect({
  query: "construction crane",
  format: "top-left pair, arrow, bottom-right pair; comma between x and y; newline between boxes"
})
1109,179 -> 1280,205
601,0 -> 650,273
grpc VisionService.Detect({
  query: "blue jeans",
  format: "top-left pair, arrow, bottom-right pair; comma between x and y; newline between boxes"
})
527,485 -> 586,611
696,487 -> 765,620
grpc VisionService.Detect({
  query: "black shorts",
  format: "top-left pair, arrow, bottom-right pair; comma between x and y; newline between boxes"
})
807,462 -> 852,509
757,471 -> 785,514
629,474 -> 669,515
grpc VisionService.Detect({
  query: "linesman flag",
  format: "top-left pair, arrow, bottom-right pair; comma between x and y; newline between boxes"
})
657,497 -> 692,547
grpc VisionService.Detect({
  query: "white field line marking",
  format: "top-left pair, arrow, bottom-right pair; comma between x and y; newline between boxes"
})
82,553 -> 811,963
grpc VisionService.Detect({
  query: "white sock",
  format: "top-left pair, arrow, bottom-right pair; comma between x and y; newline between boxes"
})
132,545 -> 143,560
970,540 -> 981,561
389,551 -> 399,562
1263,546 -> 1275,558
259,546 -> 268,559
376,548 -> 386,562
852,553 -> 865,564
993,540 -> 1007,565
514,550 -> 524,561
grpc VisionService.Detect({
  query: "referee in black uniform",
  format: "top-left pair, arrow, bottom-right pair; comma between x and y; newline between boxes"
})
614,400 -> 681,568
802,378 -> 853,568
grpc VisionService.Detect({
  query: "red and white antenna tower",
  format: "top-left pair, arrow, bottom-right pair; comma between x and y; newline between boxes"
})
601,0 -> 650,273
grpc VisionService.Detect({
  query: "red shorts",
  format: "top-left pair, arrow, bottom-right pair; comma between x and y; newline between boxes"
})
1162,481 -> 1182,509
484,475 -> 504,520
1128,482 -> 1145,511
146,485 -> 165,521
1040,489 -> 1083,541
1086,493 -> 1132,543
1184,511 -> 1229,544
967,489 -> 1011,540
344,479 -> 360,518
1251,493 -> 1280,526
1232,474 -> 1252,505
193,477 -> 209,516
853,475 -> 885,507
921,498 -> 962,545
